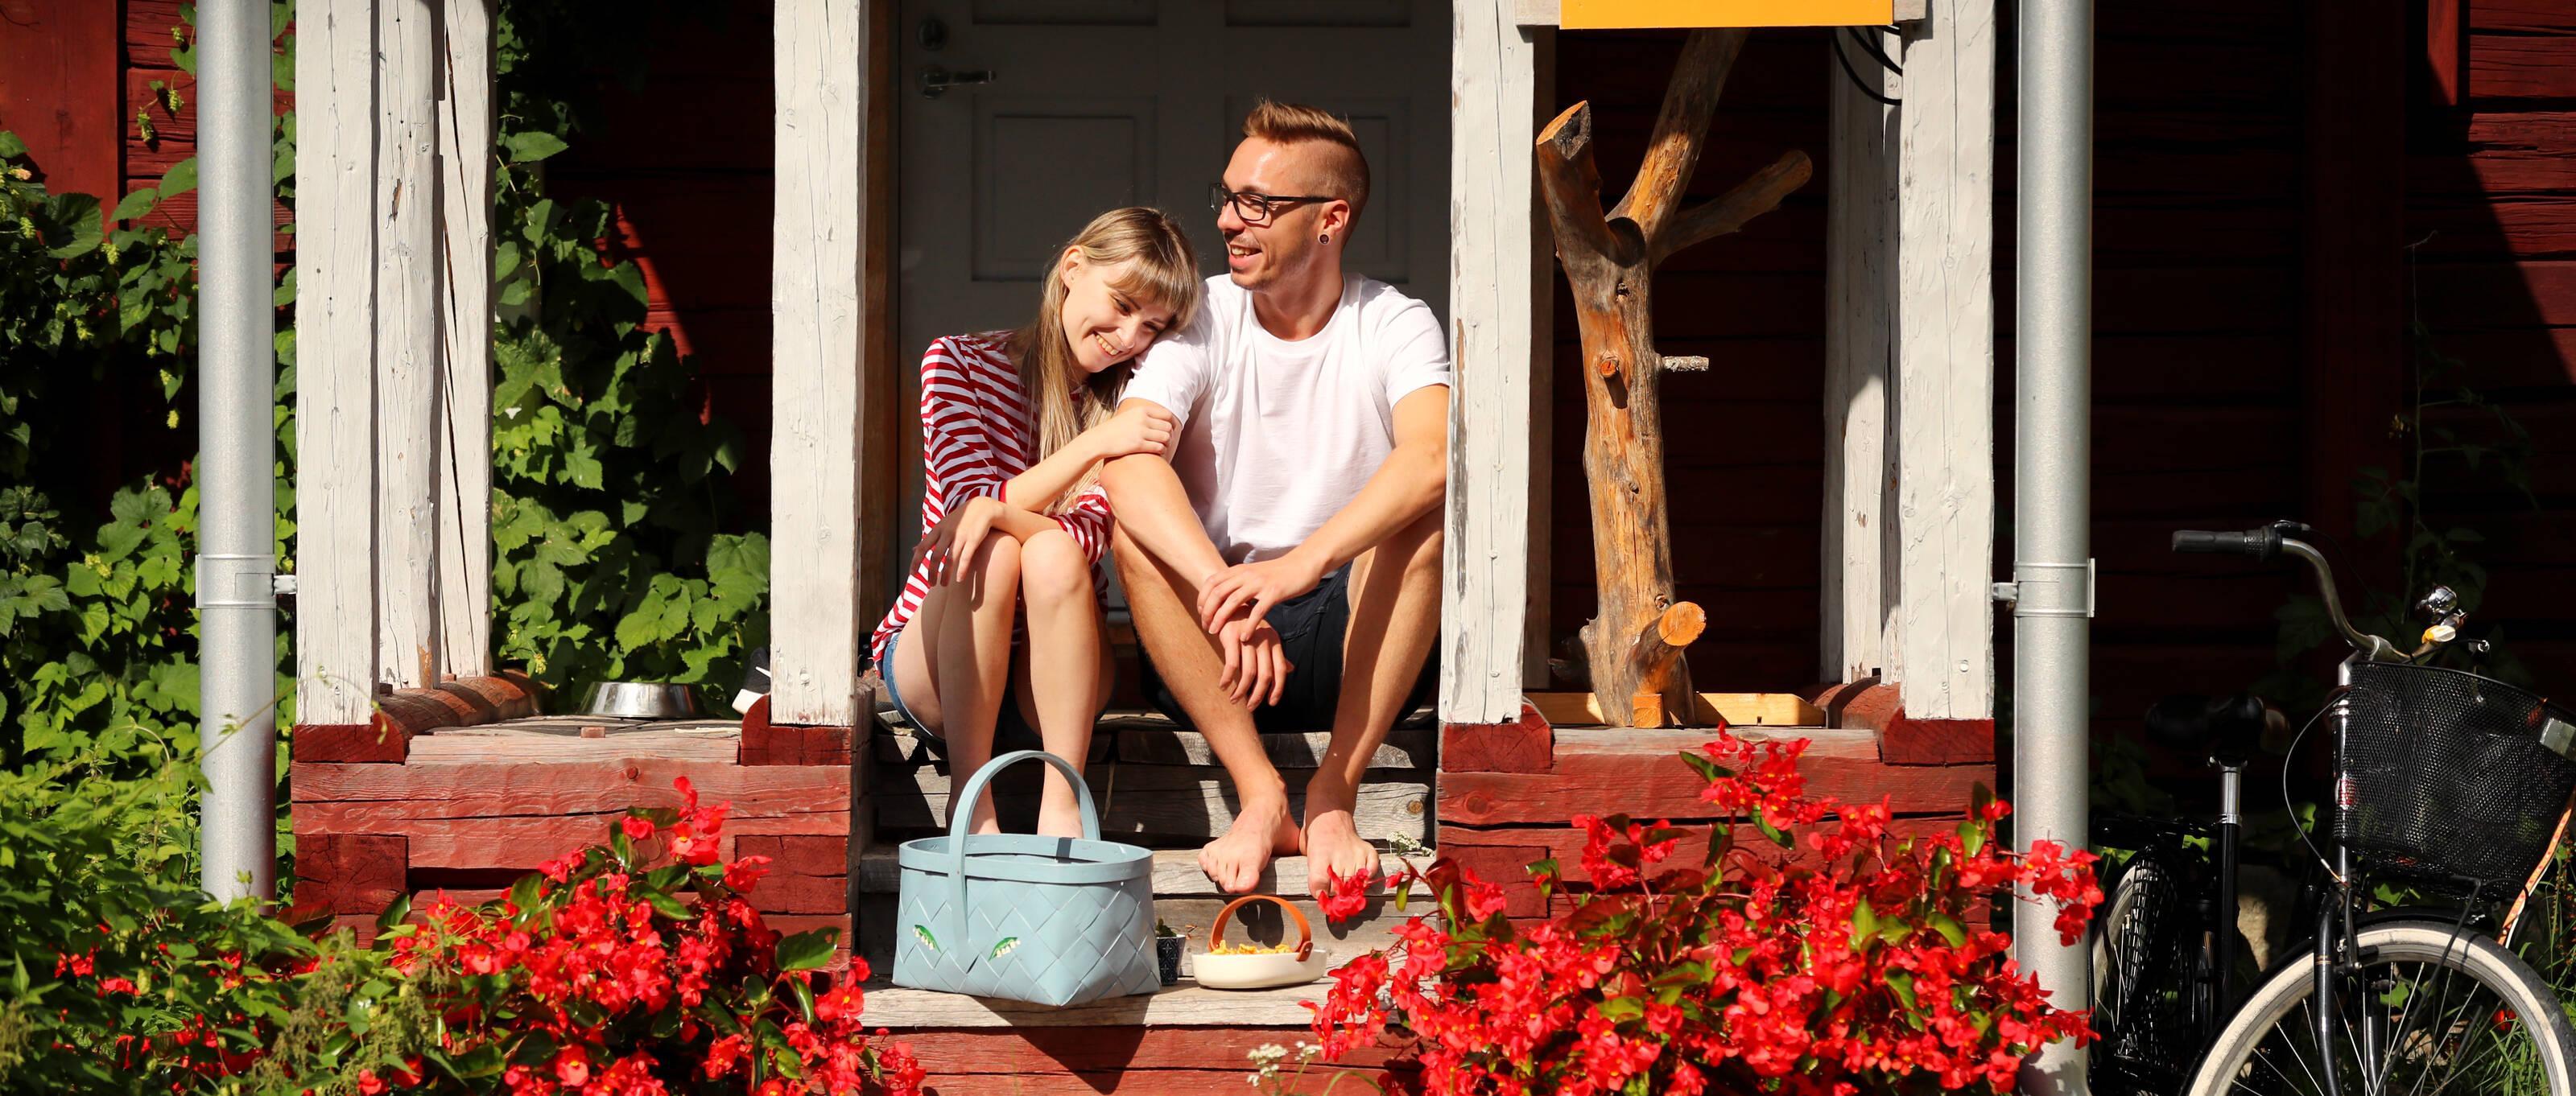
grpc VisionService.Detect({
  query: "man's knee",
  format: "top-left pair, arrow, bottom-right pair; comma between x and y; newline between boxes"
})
1019,528 -> 1089,603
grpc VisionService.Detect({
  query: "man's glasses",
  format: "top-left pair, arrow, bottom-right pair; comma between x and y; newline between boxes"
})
1211,183 -> 1334,225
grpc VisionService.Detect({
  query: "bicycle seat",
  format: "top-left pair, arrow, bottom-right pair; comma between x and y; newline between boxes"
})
2144,693 -> 2269,764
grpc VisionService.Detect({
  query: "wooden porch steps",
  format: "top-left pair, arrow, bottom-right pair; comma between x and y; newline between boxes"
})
868,707 -> 1435,850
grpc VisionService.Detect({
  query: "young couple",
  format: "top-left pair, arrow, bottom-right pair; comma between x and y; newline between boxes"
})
868,101 -> 1447,895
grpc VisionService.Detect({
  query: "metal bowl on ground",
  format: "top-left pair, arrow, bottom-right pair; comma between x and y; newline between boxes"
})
579,682 -> 700,719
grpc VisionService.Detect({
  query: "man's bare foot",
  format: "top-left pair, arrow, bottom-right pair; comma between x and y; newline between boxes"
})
1301,781 -> 1382,898
1200,789 -> 1301,893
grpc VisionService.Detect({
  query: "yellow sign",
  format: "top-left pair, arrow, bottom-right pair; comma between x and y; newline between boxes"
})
1559,0 -> 1895,28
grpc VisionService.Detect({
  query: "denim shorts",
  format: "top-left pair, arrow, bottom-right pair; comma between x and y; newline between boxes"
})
1137,563 -> 1436,733
877,628 -> 1046,757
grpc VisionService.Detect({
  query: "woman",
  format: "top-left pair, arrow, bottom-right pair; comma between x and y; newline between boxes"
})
870,207 -> 1201,838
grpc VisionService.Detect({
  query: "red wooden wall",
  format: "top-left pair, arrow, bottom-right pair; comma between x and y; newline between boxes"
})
2409,0 -> 2576,698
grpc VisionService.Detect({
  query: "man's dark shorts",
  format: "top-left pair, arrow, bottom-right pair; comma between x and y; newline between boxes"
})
1138,563 -> 1437,733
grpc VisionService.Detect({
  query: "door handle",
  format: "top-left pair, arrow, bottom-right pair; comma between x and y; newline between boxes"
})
920,66 -> 997,99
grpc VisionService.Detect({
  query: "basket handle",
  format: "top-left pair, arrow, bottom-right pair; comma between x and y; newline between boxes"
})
1208,894 -> 1315,962
940,749 -> 1102,969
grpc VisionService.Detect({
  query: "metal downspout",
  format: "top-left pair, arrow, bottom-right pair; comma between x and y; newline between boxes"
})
196,0 -> 279,902
2013,1 -> 2094,1093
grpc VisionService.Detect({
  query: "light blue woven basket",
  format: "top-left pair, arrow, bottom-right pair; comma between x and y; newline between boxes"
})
890,750 -> 1162,1005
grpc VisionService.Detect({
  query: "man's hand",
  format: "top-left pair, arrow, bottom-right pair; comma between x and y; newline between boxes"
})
1216,617 -> 1290,709
912,494 -> 1004,587
1197,552 -> 1328,635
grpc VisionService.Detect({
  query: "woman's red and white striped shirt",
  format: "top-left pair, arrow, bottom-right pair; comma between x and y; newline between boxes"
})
869,332 -> 1113,664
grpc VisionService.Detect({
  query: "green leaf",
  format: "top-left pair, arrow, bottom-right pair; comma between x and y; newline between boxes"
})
0,131 -> 26,158
788,976 -> 817,1024
1926,910 -> 1967,949
1678,749 -> 1732,782
639,886 -> 690,921
1597,995 -> 1645,1022
158,158 -> 197,198
374,894 -> 413,934
908,925 -> 939,953
111,188 -> 161,222
504,132 -> 570,163
1885,969 -> 1918,1011
778,928 -> 839,971
990,936 -> 1021,960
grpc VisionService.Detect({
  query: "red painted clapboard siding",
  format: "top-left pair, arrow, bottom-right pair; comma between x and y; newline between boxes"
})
1,0 -> 123,200
2468,0 -> 2576,101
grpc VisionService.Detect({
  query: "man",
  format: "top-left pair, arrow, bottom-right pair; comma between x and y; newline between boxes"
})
1104,101 -> 1448,895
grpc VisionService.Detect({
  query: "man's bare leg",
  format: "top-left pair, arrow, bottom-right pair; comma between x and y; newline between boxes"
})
1111,525 -> 1300,893
1303,508 -> 1443,895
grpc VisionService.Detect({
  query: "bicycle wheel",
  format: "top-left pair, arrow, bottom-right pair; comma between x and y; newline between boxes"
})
2093,847 -> 2213,1095
2186,920 -> 2576,1096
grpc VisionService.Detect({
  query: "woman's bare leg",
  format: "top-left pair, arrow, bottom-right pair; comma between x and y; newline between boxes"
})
893,534 -> 1023,835
1016,528 -> 1108,838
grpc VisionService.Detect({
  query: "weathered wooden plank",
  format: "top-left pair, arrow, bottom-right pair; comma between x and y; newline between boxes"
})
2468,1 -> 2576,101
1439,814 -> 1961,888
1113,726 -> 1434,770
768,0 -> 871,726
1525,690 -> 1822,727
873,1066 -> 1410,1094
1822,31 -> 1895,684
291,759 -> 850,814
1438,727 -> 1988,826
857,894 -> 1410,983
303,812 -> 848,867
857,981 -> 1328,1028
1441,0 -> 1543,724
874,764 -> 1430,845
374,0 -> 441,688
852,847 -> 1414,897
292,0 -> 381,725
434,0 -> 494,676
1890,0 -> 1995,720
405,727 -> 740,764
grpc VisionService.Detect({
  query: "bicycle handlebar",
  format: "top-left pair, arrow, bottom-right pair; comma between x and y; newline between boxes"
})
2172,524 -> 2407,662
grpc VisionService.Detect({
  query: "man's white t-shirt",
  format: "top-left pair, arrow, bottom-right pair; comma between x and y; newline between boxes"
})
1121,274 -> 1450,564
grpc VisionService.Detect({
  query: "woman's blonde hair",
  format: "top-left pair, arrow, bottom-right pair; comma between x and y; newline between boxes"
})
1007,207 -> 1202,511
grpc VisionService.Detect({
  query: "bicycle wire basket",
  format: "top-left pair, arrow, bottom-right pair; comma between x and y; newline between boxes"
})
2336,660 -> 2576,892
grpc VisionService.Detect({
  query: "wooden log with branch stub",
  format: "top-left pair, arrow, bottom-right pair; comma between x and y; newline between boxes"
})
1537,28 -> 1811,727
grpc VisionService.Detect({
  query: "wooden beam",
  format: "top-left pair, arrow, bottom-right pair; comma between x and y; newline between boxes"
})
1821,30 -> 1896,684
293,0 -> 380,725
1525,29 -> 1557,691
859,0 -> 900,631
434,0 -> 494,678
770,0 -> 870,727
374,0 -> 441,689
1441,0 -> 1545,725
1889,0 -> 1996,719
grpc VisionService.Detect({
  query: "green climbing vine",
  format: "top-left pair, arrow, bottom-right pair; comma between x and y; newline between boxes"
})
2,0 -> 766,783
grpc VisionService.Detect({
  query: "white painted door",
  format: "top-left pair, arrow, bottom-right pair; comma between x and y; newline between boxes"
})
894,0 -> 1451,564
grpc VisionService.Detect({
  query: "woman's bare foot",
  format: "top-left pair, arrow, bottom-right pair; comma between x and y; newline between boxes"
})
1034,800 -> 1086,840
1200,788 -> 1301,893
1301,780 -> 1382,898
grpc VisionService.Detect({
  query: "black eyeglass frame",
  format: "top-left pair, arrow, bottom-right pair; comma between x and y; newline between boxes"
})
1210,183 -> 1335,225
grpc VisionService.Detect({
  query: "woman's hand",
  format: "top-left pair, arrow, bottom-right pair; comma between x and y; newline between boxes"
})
1084,403 -> 1178,459
913,494 -> 1006,587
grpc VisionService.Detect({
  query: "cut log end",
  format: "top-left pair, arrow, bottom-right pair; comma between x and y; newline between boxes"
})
1538,100 -> 1594,156
1661,355 -> 1710,373
1656,601 -> 1707,648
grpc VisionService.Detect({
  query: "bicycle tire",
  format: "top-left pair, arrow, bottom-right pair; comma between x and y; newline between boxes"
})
2092,846 -> 2212,1095
2185,920 -> 2576,1096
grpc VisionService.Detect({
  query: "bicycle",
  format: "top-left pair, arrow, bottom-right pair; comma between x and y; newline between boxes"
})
2088,521 -> 2576,1096
2091,692 -> 2286,1096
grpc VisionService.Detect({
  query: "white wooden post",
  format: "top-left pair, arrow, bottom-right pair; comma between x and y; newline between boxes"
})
292,0 -> 379,724
770,0 -> 870,727
435,0 -> 494,677
1441,0 -> 1545,726
374,0 -> 441,688
1821,31 -> 1897,686
1889,0 -> 1996,719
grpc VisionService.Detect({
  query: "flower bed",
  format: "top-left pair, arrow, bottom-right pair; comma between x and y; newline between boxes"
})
1310,723 -> 2103,1096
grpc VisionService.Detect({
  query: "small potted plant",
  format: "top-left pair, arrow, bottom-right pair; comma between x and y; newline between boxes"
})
1154,919 -> 1190,986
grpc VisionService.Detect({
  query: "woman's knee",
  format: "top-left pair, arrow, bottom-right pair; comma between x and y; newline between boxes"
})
1018,528 -> 1091,603
968,533 -> 1023,591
